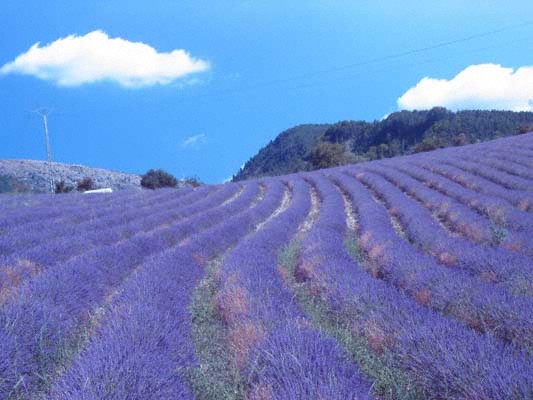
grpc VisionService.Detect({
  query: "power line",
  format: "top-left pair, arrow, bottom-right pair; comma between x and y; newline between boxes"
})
275,34 -> 533,94
182,21 -> 533,101
285,21 -> 533,82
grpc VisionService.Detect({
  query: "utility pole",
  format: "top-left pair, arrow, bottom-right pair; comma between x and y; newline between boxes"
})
33,108 -> 54,193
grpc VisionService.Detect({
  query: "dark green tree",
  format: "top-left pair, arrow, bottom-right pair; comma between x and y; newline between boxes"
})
55,180 -> 74,194
518,125 -> 533,134
141,169 -> 178,189
308,142 -> 346,169
76,177 -> 96,192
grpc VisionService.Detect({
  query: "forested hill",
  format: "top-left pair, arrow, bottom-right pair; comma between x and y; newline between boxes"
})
233,124 -> 330,181
233,108 -> 533,181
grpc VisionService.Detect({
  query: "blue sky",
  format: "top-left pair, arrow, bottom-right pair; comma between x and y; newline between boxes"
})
1,1 -> 533,183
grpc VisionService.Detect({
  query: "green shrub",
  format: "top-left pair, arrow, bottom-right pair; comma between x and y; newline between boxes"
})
308,142 -> 347,169
518,125 -> 533,134
76,177 -> 96,192
55,180 -> 74,194
141,169 -> 178,189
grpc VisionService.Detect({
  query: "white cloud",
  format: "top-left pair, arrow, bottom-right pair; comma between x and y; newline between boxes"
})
0,30 -> 210,88
181,134 -> 207,149
398,64 -> 533,112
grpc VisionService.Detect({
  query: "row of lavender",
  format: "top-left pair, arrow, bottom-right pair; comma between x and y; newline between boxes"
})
0,187 -> 196,256
0,183 -> 246,398
325,172 -> 530,398
214,178 -> 372,399
1,133 -> 532,399
0,185 -> 222,308
0,177 -> 373,399
56,176 -> 375,400
48,179 -> 280,399
202,129 -> 533,399
284,134 -> 533,398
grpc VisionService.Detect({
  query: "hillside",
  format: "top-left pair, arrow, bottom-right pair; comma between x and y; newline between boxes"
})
233,108 -> 533,180
1,133 -> 533,399
233,124 -> 330,180
0,159 -> 142,193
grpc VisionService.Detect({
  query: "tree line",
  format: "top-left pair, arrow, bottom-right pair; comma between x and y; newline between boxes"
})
234,108 -> 533,180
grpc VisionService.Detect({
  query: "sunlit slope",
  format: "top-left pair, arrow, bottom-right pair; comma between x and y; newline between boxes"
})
0,159 -> 142,193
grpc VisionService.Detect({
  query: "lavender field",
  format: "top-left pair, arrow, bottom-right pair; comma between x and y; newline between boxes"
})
1,134 -> 532,400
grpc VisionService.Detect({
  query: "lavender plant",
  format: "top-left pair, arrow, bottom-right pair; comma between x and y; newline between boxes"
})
0,132 -> 532,399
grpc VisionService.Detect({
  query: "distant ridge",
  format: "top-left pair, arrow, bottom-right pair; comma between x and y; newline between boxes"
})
0,159 -> 141,193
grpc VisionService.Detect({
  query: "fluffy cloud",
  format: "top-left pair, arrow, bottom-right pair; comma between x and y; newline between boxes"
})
0,30 -> 209,88
398,64 -> 533,111
181,134 -> 207,149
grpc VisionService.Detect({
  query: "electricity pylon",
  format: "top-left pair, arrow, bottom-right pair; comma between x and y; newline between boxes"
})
32,108 -> 54,192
